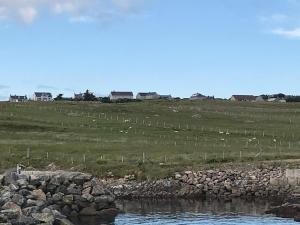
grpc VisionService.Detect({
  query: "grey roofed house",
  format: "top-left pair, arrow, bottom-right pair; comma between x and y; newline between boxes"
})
9,95 -> 28,102
159,95 -> 172,100
109,91 -> 134,101
33,92 -> 53,101
230,95 -> 257,102
136,92 -> 160,100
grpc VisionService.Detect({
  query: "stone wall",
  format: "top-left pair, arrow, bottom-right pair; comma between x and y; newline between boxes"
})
106,166 -> 292,200
0,171 -> 118,225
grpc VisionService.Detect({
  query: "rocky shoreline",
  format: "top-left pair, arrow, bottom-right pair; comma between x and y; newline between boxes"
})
0,170 -> 118,225
2,165 -> 300,224
106,165 -> 292,200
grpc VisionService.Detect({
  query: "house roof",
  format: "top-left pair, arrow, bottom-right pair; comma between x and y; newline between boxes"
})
137,92 -> 158,97
110,91 -> 133,96
34,92 -> 52,98
231,95 -> 256,101
191,93 -> 206,98
160,95 -> 172,99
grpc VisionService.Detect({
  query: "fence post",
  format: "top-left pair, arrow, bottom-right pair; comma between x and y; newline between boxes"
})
26,148 -> 30,159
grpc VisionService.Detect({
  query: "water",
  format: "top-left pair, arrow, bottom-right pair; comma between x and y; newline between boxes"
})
112,199 -> 297,225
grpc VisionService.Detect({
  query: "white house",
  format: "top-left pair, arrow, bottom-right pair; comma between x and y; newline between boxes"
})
33,92 -> 53,102
9,95 -> 28,103
109,91 -> 134,101
136,92 -> 160,100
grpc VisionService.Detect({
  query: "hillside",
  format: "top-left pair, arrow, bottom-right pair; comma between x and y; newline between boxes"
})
0,100 -> 299,178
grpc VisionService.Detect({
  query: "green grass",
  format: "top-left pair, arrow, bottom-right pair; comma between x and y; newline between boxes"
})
0,100 -> 300,178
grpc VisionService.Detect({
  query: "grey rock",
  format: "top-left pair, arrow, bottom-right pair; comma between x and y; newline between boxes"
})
91,179 -> 105,196
0,209 -> 20,220
22,206 -> 40,216
62,195 -> 73,205
12,194 -> 25,207
81,193 -> 94,203
31,213 -> 54,223
52,193 -> 64,203
67,184 -> 81,195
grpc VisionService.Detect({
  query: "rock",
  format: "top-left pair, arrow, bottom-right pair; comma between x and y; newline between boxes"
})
295,214 -> 300,222
8,184 -> 18,192
0,209 -> 20,220
30,190 -> 47,201
11,194 -> 25,207
54,218 -> 74,225
31,213 -> 54,223
22,206 -> 40,216
17,215 -> 38,225
81,194 -> 94,203
73,174 -> 92,186
270,177 -> 280,186
61,206 -> 72,217
26,199 -> 45,208
91,179 -> 105,196
2,202 -> 22,217
52,193 -> 64,202
67,184 -> 82,195
79,205 -> 97,216
174,173 -> 182,180
96,208 -> 119,220
0,175 -> 4,184
62,195 -> 74,205
82,187 -> 91,196
16,179 -> 28,187
83,182 -> 91,190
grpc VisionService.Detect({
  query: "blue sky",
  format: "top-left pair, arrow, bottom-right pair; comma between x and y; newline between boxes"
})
0,0 -> 300,100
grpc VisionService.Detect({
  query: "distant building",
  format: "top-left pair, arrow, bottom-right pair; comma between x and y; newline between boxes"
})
190,93 -> 208,100
255,96 -> 266,102
33,92 -> 53,102
74,93 -> 84,101
136,92 -> 160,100
109,91 -> 134,101
268,98 -> 286,103
159,95 -> 172,100
9,95 -> 28,103
230,95 -> 256,102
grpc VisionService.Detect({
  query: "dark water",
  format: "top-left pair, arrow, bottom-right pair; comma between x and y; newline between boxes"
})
112,199 -> 297,225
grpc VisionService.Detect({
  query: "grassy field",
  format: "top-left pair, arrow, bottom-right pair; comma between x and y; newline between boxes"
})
0,100 -> 299,178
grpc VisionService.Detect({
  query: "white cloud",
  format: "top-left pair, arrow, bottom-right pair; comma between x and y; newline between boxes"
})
272,27 -> 300,38
0,0 -> 144,24
18,7 -> 37,24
